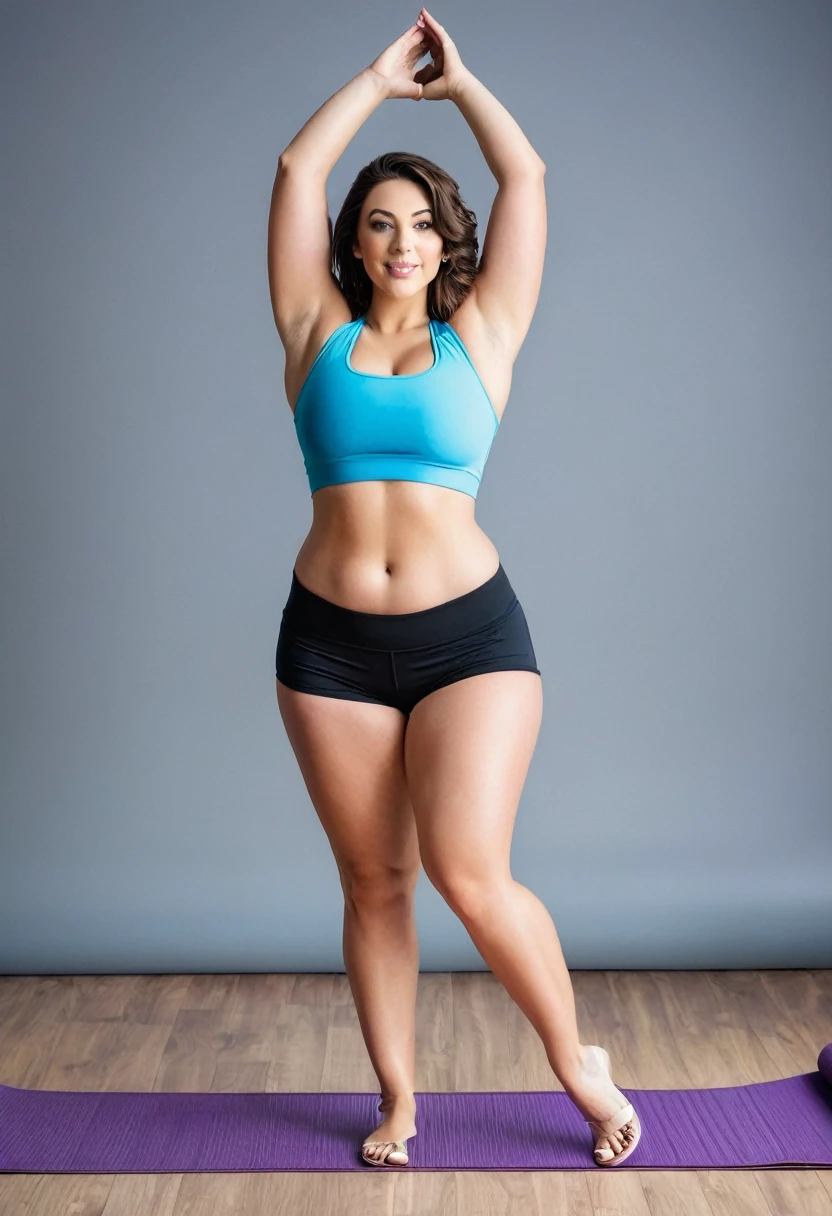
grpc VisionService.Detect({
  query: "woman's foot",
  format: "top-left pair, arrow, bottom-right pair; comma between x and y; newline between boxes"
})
564,1045 -> 638,1164
361,1094 -> 418,1166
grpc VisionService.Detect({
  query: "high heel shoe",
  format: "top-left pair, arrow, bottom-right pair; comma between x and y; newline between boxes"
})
361,1137 -> 411,1167
360,1096 -> 416,1168
583,1045 -> 642,1167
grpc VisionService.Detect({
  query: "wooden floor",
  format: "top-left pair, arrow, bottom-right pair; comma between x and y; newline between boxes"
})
0,969 -> 830,1214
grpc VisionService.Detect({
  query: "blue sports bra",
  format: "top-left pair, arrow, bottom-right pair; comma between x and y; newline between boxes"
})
292,315 -> 500,499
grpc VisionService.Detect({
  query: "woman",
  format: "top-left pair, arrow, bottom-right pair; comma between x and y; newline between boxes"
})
267,8 -> 641,1169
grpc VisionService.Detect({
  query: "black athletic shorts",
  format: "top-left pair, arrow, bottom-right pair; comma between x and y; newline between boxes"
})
275,561 -> 541,717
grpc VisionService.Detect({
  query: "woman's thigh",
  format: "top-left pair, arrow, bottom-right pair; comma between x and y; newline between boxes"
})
276,680 -> 420,893
403,669 -> 543,904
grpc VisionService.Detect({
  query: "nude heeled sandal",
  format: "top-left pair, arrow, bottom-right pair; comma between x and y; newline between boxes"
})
584,1045 -> 641,1166
361,1137 -> 411,1166
360,1096 -> 416,1167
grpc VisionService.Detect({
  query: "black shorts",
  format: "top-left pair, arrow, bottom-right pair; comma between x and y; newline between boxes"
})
275,562 -> 541,717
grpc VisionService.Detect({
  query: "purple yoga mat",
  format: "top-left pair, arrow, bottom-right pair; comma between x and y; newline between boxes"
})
1,1043 -> 831,1172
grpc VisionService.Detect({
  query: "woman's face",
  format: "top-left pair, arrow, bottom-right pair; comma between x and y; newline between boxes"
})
353,179 -> 445,297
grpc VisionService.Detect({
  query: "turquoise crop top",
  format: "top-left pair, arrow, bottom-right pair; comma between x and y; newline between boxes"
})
292,315 -> 500,499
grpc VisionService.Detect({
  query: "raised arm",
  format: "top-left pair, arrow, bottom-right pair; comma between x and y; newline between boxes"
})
454,71 -> 548,361
267,22 -> 429,345
417,8 -> 547,360
267,70 -> 385,345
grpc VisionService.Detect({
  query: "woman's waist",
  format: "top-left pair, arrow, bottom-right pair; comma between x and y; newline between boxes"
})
292,529 -> 501,615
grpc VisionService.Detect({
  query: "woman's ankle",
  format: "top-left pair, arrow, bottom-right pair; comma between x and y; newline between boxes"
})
379,1091 -> 417,1111
557,1043 -> 600,1093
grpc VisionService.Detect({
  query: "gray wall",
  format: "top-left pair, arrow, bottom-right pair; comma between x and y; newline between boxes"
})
2,0 -> 830,974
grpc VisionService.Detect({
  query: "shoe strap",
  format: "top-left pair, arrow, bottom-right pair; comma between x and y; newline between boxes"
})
586,1102 -> 635,1136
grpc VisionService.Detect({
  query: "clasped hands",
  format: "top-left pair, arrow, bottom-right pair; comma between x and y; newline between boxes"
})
368,7 -> 471,103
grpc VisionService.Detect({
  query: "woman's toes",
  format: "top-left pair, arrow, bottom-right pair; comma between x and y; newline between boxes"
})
594,1128 -> 629,1159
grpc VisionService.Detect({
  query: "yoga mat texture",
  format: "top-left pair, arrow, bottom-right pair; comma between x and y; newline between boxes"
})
1,1044 -> 831,1173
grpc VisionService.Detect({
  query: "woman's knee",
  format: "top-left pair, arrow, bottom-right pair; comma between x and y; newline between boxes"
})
338,860 -> 420,910
423,860 -> 511,918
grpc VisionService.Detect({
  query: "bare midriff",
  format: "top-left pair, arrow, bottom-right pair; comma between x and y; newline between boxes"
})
293,479 -> 501,614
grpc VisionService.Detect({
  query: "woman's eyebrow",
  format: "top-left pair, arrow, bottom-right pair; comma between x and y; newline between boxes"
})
368,208 -> 433,218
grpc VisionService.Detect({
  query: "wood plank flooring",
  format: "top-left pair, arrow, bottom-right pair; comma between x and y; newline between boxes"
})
0,969 -> 830,1214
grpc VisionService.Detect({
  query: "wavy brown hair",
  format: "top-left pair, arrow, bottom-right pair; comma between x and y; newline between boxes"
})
329,152 -> 480,322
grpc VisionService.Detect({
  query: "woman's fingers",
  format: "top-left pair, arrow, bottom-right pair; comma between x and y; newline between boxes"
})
418,18 -> 441,49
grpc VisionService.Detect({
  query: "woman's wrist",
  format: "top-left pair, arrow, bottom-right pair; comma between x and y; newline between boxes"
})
363,66 -> 393,100
448,68 -> 476,103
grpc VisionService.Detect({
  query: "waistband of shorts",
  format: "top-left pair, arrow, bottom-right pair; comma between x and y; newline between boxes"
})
282,562 -> 518,649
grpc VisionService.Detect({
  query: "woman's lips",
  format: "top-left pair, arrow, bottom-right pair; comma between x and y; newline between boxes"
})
386,264 -> 417,277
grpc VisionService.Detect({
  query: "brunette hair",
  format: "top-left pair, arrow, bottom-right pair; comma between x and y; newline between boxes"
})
329,152 -> 480,321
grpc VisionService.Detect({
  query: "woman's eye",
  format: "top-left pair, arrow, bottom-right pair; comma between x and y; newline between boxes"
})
371,221 -> 433,230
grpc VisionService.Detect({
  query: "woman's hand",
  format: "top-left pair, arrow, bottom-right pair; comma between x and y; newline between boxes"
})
367,20 -> 432,101
413,8 -> 472,102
